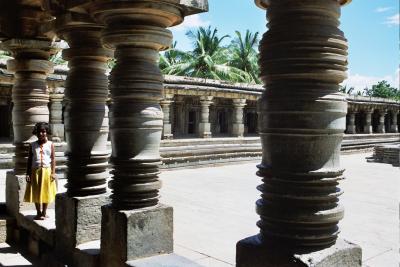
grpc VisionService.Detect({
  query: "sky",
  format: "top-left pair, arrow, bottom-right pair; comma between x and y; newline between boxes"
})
171,0 -> 400,91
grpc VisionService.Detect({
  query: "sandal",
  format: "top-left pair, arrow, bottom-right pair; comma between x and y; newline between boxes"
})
34,215 -> 43,220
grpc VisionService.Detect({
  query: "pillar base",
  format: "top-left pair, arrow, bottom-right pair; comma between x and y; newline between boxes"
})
6,171 -> 29,217
232,123 -> 245,137
100,204 -> 173,267
363,126 -> 372,134
390,125 -> 398,133
199,123 -> 211,138
55,193 -> 110,263
163,124 -> 173,139
236,235 -> 361,267
346,125 -> 356,134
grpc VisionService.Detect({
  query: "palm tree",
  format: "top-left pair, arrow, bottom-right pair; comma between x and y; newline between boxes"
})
228,30 -> 260,83
160,41 -> 187,72
163,26 -> 251,82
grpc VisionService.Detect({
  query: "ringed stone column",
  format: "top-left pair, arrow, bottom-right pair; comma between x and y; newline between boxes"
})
237,1 -> 361,266
377,109 -> 386,133
0,39 -> 55,216
346,108 -> 356,134
90,1 -> 191,265
363,108 -> 373,134
390,110 -> 399,133
161,95 -> 174,139
54,14 -> 112,263
49,87 -> 65,142
199,96 -> 213,138
174,95 -> 185,137
232,98 -> 247,137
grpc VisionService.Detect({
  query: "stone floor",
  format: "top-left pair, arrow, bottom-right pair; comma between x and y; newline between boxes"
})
159,152 -> 400,267
0,152 -> 399,266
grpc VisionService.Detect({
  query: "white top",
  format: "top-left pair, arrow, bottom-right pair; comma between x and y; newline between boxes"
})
31,141 -> 53,168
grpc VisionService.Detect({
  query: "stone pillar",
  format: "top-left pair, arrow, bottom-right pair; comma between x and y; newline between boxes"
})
90,2 -> 193,265
363,109 -> 373,134
346,111 -> 356,134
54,14 -> 112,263
161,95 -> 174,139
391,110 -> 399,133
0,39 -> 55,216
49,88 -> 65,142
199,96 -> 213,138
377,110 -> 386,133
174,96 -> 185,137
237,1 -> 361,266
232,99 -> 247,137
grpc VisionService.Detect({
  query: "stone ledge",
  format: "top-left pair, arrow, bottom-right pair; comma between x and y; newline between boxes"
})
236,235 -> 362,267
18,210 -> 55,246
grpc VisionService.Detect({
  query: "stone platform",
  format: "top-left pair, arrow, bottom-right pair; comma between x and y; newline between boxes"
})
369,144 -> 400,166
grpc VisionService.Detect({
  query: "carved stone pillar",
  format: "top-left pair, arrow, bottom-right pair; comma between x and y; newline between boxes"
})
346,109 -> 356,134
161,95 -> 174,139
0,39 -> 54,174
0,39 -> 55,216
49,88 -> 65,142
56,13 -> 112,197
237,0 -> 361,266
174,95 -> 185,137
364,109 -> 373,134
377,109 -> 386,133
54,14 -> 112,263
391,110 -> 399,133
90,1 -> 199,265
232,99 -> 247,137
199,96 -> 213,138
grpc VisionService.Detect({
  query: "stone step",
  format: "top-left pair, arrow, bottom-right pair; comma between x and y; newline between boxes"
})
0,243 -> 33,267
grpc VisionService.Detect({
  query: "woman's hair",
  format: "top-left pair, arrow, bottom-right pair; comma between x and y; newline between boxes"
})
32,122 -> 51,135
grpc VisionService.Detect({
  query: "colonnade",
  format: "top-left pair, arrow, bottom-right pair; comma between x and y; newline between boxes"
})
0,0 -> 384,265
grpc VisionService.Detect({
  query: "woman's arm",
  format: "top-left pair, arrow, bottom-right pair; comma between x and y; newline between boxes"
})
51,142 -> 56,181
26,144 -> 32,182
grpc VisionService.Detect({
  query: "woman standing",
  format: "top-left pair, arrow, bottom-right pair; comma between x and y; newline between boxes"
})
24,122 -> 57,220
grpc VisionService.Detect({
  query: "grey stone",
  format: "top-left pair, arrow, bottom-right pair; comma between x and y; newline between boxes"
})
55,193 -> 110,261
127,253 -> 204,267
236,235 -> 362,267
100,204 -> 173,267
72,240 -> 101,267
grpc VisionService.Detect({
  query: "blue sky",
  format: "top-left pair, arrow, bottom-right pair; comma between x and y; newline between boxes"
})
171,0 -> 399,91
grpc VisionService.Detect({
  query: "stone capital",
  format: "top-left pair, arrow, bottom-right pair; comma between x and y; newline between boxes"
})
233,98 -> 247,108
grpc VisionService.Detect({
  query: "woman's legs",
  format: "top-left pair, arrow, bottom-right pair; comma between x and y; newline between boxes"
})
34,203 -> 41,220
41,203 -> 48,218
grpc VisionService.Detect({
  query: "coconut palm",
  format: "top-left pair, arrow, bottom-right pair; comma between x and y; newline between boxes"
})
163,26 -> 251,82
228,30 -> 260,83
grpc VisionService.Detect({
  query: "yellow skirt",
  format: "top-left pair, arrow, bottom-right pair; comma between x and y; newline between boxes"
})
24,167 -> 57,204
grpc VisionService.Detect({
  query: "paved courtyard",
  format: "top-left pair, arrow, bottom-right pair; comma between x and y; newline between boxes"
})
160,152 -> 400,267
0,152 -> 398,266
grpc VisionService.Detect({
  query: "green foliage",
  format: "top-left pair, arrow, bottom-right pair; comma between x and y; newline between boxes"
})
227,30 -> 260,83
363,80 -> 400,100
160,27 -> 260,83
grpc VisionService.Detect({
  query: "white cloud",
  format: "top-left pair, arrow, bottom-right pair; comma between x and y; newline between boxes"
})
342,69 -> 399,93
375,6 -> 392,13
173,14 -> 210,31
384,13 -> 399,25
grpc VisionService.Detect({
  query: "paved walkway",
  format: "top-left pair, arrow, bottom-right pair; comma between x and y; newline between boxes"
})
0,152 -> 398,266
160,152 -> 399,267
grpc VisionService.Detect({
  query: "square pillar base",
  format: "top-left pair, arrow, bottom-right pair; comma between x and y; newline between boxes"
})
363,126 -> 372,134
236,235 -> 362,267
55,193 -> 110,262
232,123 -> 245,137
346,125 -> 356,134
100,204 -> 173,267
163,124 -> 173,139
199,123 -> 211,138
390,125 -> 398,133
6,171 -> 29,217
